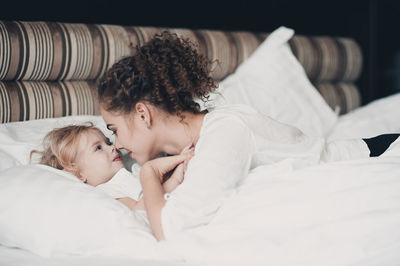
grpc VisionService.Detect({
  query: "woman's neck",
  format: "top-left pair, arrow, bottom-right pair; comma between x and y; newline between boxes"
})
158,111 -> 206,155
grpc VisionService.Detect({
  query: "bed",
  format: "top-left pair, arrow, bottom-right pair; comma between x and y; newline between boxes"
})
1,21 -> 400,266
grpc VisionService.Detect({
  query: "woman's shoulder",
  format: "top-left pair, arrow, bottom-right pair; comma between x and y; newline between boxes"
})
206,104 -> 259,120
197,104 -> 257,148
202,104 -> 261,132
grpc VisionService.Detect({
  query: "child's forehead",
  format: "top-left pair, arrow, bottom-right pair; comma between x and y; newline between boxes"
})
77,128 -> 106,145
85,128 -> 107,140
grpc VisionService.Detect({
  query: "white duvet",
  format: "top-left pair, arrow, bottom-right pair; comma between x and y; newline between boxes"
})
166,154 -> 400,265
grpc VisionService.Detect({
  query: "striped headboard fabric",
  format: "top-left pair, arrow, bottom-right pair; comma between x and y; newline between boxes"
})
0,21 -> 362,123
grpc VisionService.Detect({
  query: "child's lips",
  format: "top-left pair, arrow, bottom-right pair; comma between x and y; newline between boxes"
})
113,154 -> 122,162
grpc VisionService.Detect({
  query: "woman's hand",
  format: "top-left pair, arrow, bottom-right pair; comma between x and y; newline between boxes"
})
163,145 -> 194,193
145,145 -> 194,181
140,145 -> 194,240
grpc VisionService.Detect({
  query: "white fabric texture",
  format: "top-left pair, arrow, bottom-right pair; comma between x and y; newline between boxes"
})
203,26 -> 337,137
161,104 -> 370,240
1,153 -> 400,265
0,115 -> 110,172
328,92 -> 400,140
163,155 -> 400,266
0,116 -> 159,259
0,164 -> 159,259
96,168 -> 142,200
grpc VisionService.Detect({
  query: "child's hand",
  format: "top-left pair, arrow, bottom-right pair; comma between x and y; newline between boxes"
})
117,197 -> 145,211
163,163 -> 185,193
180,144 -> 194,170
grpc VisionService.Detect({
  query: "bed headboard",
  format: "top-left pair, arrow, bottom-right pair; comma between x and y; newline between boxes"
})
0,21 -> 362,123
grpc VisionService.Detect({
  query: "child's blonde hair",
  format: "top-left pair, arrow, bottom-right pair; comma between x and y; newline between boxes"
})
31,122 -> 110,175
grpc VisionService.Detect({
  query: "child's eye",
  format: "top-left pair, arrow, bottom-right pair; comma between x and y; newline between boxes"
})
95,145 -> 102,151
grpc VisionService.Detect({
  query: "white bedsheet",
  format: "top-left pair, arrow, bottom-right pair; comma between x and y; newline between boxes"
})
1,93 -> 400,266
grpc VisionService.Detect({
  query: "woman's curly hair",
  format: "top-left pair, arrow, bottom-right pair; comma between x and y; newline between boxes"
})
98,31 -> 218,117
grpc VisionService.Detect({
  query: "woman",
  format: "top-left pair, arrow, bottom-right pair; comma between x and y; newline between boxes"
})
98,32 -> 399,241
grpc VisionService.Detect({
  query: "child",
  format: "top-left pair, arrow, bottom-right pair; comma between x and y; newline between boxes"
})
31,122 -> 190,211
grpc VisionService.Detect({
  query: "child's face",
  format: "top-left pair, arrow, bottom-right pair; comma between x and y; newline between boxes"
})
74,130 -> 124,186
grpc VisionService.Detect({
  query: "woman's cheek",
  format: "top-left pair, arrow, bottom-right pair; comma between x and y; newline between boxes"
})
136,155 -> 146,166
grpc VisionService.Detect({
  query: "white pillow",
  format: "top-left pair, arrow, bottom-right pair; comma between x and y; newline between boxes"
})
0,164 -> 159,258
0,117 -> 164,259
205,26 -> 337,137
0,115 -> 111,170
328,92 -> 400,140
0,115 -> 135,172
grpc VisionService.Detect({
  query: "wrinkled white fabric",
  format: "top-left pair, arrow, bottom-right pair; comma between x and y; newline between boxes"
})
161,104 -> 370,239
96,168 -> 142,200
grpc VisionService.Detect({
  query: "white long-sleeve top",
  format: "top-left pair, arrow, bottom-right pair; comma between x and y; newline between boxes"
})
161,104 -> 370,240
96,168 -> 142,200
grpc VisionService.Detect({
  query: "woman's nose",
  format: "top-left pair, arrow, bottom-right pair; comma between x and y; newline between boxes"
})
114,137 -> 122,150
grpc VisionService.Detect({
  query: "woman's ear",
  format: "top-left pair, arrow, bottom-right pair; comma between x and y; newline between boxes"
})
135,102 -> 152,129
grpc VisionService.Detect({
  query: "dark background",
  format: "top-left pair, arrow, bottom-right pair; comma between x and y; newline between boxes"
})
2,0 -> 400,105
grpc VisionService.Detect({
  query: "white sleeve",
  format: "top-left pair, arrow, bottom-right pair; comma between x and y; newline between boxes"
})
95,168 -> 142,200
161,115 -> 255,239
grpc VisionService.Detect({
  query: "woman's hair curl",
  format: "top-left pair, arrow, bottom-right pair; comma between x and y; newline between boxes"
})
98,31 -> 218,117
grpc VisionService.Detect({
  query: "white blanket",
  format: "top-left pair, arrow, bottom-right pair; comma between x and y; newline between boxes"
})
162,153 -> 400,265
3,151 -> 400,265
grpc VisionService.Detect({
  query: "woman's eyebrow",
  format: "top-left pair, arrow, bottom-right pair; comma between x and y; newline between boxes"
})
106,124 -> 113,130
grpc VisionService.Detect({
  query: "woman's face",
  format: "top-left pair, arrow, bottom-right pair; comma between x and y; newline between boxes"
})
101,107 -> 157,165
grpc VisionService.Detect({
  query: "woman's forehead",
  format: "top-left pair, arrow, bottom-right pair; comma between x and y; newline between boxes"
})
101,107 -> 122,120
103,111 -> 135,130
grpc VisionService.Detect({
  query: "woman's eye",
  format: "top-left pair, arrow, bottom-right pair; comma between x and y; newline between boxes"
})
111,130 -> 117,136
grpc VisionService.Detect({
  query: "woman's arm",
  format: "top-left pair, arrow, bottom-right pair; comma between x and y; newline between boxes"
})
160,116 -> 255,240
140,152 -> 194,240
140,165 -> 167,240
